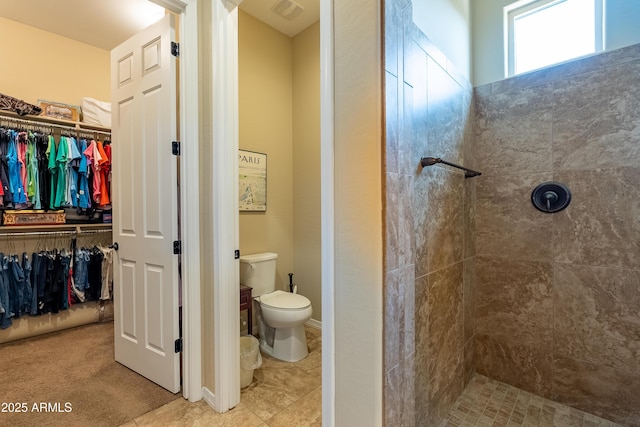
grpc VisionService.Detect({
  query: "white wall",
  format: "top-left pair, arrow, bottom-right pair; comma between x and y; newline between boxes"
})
293,22 -> 322,322
412,0 -> 471,79
238,11 -> 295,290
334,0 -> 383,425
472,0 -> 640,87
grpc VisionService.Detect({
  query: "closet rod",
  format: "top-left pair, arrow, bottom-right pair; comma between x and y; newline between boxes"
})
0,111 -> 111,136
1,115 -> 77,133
0,228 -> 112,238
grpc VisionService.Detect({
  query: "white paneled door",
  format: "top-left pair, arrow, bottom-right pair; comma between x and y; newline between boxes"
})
111,14 -> 180,393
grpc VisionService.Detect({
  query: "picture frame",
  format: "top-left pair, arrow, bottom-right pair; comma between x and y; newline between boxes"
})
37,99 -> 81,122
238,149 -> 267,211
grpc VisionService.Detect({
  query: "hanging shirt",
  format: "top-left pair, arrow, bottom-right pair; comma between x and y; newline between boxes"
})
17,132 -> 29,204
97,140 -> 110,206
53,136 -> 69,208
7,131 -> 26,204
77,139 -> 90,209
84,140 -> 102,204
65,137 -> 81,207
103,142 -> 112,200
47,135 -> 57,210
0,130 -> 13,206
26,132 -> 40,209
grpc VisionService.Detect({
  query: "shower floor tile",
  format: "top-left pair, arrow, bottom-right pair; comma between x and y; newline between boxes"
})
441,374 -> 622,427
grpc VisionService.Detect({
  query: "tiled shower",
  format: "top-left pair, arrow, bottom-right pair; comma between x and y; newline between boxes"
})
473,43 -> 640,426
383,1 -> 640,426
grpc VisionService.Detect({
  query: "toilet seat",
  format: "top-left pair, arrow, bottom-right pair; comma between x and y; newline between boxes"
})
259,290 -> 310,310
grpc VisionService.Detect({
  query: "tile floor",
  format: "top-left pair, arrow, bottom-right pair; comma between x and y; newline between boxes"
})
119,326 -> 322,427
440,374 -> 622,427
119,329 -> 623,427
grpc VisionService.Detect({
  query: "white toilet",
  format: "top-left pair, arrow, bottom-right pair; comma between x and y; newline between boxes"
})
239,252 -> 312,362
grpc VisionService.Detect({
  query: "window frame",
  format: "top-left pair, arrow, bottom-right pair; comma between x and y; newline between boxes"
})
504,0 -> 605,77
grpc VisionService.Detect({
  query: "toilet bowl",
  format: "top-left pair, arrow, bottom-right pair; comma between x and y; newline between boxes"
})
256,290 -> 312,362
239,252 -> 313,362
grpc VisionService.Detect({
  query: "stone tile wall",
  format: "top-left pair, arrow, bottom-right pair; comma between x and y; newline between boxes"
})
473,43 -> 640,426
383,1 -> 475,425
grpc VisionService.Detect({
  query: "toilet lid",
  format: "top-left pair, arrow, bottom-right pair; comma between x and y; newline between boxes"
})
260,290 -> 311,310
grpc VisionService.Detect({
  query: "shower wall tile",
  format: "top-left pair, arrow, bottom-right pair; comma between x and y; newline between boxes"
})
474,83 -> 553,177
384,0 -> 401,78
427,57 -> 466,165
463,178 -> 476,259
385,71 -> 399,174
402,350 -> 416,427
385,350 -> 416,427
475,333 -> 553,399
473,42 -> 640,424
463,258 -> 475,344
463,257 -> 476,388
384,2 -> 473,425
553,356 -> 640,427
476,173 -> 553,260
426,167 -> 464,273
464,337 -> 474,386
552,59 -> 640,171
402,265 -> 416,359
414,274 -> 430,424
400,82 -> 419,174
385,172 -> 399,272
475,256 -> 553,346
384,364 -> 403,426
462,92 -> 475,165
404,44 -> 428,171
384,268 -> 401,371
427,263 -> 464,426
490,43 -> 640,96
554,167 -> 640,270
554,263 -> 640,374
398,174 -> 414,268
413,166 -> 430,278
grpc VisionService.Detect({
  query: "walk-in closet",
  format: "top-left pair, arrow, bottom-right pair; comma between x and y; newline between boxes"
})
0,2 -> 182,425
0,111 -> 115,341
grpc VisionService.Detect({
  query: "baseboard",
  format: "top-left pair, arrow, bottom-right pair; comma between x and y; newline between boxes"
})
305,318 -> 322,330
202,387 -> 217,411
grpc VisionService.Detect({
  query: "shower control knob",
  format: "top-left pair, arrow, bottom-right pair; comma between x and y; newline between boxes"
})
532,182 -> 571,213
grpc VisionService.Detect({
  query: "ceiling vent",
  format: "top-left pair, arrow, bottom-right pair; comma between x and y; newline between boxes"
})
271,0 -> 305,20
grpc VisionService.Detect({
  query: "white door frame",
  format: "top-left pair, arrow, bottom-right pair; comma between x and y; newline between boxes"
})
149,0 -> 202,402
210,0 -> 242,412
208,0 -> 336,418
319,1 -> 335,424
152,0 -> 336,419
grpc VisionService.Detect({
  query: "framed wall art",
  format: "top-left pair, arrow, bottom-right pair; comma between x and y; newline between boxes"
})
238,149 -> 267,211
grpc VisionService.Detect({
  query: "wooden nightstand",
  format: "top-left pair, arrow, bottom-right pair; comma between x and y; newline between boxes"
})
240,284 -> 253,335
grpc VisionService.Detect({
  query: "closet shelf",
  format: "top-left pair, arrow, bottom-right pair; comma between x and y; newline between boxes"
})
0,223 -> 112,234
0,110 -> 110,133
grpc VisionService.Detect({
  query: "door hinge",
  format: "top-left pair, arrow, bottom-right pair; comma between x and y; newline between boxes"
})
234,249 -> 240,259
171,42 -> 180,57
173,240 -> 182,255
172,141 -> 180,156
174,338 -> 183,353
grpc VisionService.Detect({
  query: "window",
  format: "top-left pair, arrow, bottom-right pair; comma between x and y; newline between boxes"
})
505,0 -> 604,76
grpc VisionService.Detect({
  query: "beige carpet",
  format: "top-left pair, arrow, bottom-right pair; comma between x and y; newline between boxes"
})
0,322 -> 180,427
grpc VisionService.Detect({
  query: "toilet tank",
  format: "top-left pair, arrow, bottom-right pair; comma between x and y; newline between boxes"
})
239,252 -> 278,296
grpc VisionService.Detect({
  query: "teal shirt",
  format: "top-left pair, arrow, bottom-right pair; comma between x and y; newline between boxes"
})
54,136 -> 69,208
47,135 -> 57,209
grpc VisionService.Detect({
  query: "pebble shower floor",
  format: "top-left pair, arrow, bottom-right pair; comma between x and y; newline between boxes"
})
440,375 -> 622,427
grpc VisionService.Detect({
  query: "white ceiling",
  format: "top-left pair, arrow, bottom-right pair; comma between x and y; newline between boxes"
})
0,0 -> 319,51
241,0 -> 319,38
